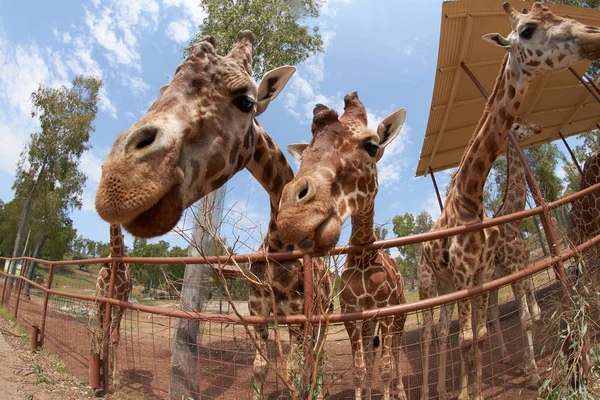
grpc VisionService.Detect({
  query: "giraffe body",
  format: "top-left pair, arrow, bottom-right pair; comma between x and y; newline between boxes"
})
487,119 -> 542,384
278,93 -> 408,400
567,149 -> 600,271
418,4 -> 600,399
94,223 -> 131,389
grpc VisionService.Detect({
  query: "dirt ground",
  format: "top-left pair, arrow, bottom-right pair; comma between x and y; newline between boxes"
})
0,309 -> 92,400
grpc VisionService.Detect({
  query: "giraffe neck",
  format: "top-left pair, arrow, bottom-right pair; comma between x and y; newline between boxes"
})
496,138 -> 527,218
245,122 -> 295,252
109,224 -> 126,259
450,53 -> 529,216
350,205 -> 377,248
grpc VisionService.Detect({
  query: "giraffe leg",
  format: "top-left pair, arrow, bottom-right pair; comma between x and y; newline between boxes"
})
252,324 -> 269,400
392,312 -> 407,400
470,291 -> 490,400
378,317 -> 394,400
110,306 -> 126,388
286,325 -> 304,390
362,320 -> 376,400
344,320 -> 365,400
487,288 -> 512,364
511,279 -> 541,386
456,296 -> 474,400
524,277 -> 541,324
437,300 -> 454,400
418,265 -> 436,400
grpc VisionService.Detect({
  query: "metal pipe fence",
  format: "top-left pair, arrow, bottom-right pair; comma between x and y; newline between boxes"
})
0,182 -> 598,399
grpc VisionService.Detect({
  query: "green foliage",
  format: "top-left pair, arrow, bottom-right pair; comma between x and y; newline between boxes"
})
392,211 -> 434,290
1,76 -> 102,263
129,239 -> 191,296
374,225 -> 390,255
561,129 -> 600,195
187,0 -> 324,78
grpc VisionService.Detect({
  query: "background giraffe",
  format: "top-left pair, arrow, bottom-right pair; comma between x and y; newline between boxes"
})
278,93 -> 407,400
487,118 -> 542,385
94,31 -> 333,399
567,148 -> 600,273
418,3 -> 600,400
94,223 -> 131,388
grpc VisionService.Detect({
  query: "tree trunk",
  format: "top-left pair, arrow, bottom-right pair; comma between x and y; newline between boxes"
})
169,185 -> 226,400
532,214 -> 548,256
10,161 -> 45,277
23,235 -> 46,298
9,193 -> 34,276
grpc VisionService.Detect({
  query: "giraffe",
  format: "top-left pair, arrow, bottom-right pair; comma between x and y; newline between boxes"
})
94,31 -> 333,399
567,148 -> 600,274
277,93 -> 407,400
94,223 -> 131,388
418,4 -> 600,399
487,118 -> 542,383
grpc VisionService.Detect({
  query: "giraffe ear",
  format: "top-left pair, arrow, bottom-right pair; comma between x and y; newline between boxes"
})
482,33 -> 510,50
286,143 -> 309,162
377,108 -> 406,149
255,66 -> 296,117
159,85 -> 170,95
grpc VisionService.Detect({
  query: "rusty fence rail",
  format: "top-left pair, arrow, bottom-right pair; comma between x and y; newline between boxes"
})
0,181 -> 598,399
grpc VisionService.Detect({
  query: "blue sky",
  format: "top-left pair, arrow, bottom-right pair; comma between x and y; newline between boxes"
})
0,0 -> 581,256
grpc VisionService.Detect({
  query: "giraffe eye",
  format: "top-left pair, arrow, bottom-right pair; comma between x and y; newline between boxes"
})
233,95 -> 256,113
363,142 -> 379,158
520,27 -> 536,40
513,125 -> 520,131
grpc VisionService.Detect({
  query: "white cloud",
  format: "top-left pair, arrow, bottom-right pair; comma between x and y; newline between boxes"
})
80,151 -> 104,184
162,0 -> 207,25
121,74 -> 150,96
99,86 -> 117,119
165,19 -> 193,43
83,0 -> 160,71
321,0 -> 352,17
377,123 -> 411,188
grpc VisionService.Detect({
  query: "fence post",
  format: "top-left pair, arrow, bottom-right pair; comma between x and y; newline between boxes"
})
1,259 -> 9,308
13,259 -> 27,319
39,263 -> 55,346
303,254 -> 314,393
102,259 -> 118,394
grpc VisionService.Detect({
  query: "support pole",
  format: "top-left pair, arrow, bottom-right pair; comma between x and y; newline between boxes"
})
569,67 -> 600,105
29,325 -> 40,351
39,263 -> 54,345
584,73 -> 600,97
428,167 -> 444,212
558,132 -> 584,178
13,259 -> 27,319
461,62 -> 489,99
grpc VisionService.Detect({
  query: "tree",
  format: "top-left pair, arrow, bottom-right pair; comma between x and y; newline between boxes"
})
187,0 -> 324,78
561,129 -> 600,195
392,211 -> 433,291
8,76 -> 102,277
374,225 -> 390,255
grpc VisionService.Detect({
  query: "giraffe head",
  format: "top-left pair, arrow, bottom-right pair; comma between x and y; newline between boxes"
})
95,31 -> 295,238
510,117 -> 541,141
483,2 -> 600,77
277,93 -> 405,255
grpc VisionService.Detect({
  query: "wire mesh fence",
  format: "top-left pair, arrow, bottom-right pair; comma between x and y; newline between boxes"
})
0,183 -> 598,399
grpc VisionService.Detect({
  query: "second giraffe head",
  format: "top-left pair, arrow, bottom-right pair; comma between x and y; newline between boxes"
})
277,93 -> 405,255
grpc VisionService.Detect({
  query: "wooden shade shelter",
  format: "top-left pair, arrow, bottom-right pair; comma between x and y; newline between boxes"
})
416,0 -> 600,180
